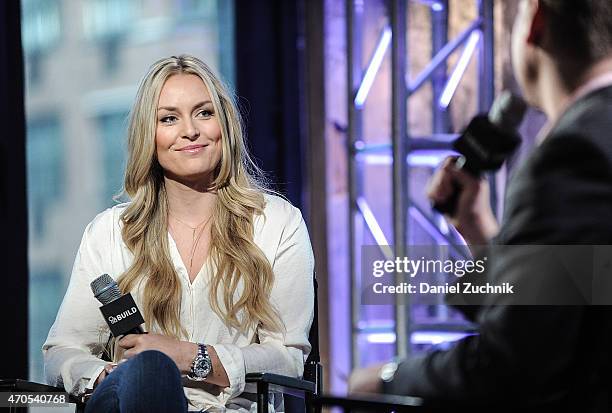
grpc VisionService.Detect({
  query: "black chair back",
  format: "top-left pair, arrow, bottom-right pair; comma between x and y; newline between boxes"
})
284,273 -> 321,413
304,275 -> 320,378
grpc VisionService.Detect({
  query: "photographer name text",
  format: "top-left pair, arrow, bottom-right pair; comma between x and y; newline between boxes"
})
372,282 -> 514,295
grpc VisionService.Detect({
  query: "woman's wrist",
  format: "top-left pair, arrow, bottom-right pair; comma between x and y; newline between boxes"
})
179,341 -> 199,374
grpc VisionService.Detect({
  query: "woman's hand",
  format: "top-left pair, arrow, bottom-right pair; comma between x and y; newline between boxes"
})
94,363 -> 117,388
117,334 -> 230,387
118,333 -> 198,374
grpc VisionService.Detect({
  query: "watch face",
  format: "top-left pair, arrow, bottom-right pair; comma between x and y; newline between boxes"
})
194,355 -> 212,378
190,344 -> 212,380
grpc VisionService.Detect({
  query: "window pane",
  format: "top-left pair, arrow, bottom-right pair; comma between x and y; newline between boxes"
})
26,116 -> 63,238
97,112 -> 128,206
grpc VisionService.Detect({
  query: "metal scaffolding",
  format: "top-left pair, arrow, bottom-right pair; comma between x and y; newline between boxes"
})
346,0 -> 495,368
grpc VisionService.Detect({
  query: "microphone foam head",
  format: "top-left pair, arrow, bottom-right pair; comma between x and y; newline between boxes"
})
488,91 -> 528,131
90,274 -> 121,305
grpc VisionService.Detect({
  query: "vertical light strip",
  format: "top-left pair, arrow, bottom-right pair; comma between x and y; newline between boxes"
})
438,30 -> 481,109
354,26 -> 393,108
407,18 -> 482,95
357,197 -> 393,259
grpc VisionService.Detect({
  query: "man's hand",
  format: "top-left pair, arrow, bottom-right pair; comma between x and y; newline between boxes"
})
118,333 -> 198,374
427,157 -> 499,245
348,364 -> 385,394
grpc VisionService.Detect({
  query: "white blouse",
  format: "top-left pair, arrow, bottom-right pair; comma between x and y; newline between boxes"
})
43,194 -> 315,412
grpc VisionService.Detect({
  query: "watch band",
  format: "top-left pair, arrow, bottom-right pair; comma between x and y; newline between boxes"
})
187,343 -> 212,381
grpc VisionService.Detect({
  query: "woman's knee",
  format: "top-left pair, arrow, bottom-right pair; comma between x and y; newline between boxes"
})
116,351 -> 187,412
121,350 -> 183,390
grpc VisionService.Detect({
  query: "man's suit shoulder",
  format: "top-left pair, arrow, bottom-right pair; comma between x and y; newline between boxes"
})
500,88 -> 612,245
548,86 -> 612,164
513,86 -> 612,190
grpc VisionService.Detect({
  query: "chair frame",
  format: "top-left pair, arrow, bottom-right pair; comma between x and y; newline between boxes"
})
245,273 -> 322,413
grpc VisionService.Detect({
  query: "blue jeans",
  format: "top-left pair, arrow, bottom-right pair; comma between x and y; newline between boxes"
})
85,350 -> 192,413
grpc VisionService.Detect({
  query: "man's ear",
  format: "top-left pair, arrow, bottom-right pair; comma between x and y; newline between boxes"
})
527,0 -> 546,45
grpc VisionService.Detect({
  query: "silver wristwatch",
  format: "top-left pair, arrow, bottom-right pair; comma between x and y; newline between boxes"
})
187,343 -> 212,381
379,359 -> 400,392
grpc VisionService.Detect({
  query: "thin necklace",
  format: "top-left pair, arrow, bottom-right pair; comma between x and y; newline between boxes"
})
170,213 -> 213,276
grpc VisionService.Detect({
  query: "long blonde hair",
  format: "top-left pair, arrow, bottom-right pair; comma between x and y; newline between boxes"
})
118,55 -> 280,338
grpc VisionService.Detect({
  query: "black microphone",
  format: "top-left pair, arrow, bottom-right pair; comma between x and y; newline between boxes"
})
90,274 -> 145,337
433,91 -> 526,215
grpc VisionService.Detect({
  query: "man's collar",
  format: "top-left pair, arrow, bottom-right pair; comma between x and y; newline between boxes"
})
536,71 -> 612,143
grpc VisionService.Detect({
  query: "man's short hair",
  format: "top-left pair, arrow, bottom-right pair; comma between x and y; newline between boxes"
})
542,0 -> 612,62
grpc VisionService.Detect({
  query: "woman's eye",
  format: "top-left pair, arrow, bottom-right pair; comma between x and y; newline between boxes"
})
198,109 -> 214,118
160,115 -> 177,124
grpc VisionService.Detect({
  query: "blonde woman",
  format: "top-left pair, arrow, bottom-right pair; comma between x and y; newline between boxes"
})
43,55 -> 314,412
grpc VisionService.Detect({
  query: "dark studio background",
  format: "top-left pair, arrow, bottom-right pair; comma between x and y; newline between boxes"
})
1,1 -> 29,379
235,0 -> 307,207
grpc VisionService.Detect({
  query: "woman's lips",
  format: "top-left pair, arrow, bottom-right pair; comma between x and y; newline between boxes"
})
177,144 -> 207,154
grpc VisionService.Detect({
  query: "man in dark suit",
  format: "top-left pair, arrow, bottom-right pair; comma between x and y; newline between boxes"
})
350,0 -> 612,410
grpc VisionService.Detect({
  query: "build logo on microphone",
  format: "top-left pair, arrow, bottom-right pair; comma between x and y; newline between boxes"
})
108,307 -> 138,324
99,294 -> 144,336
